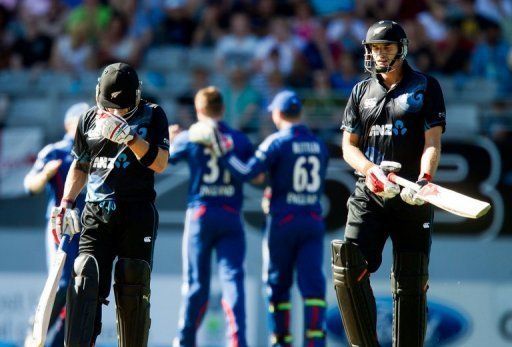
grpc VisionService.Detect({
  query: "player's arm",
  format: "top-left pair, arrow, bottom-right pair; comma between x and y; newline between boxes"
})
128,137 -> 168,173
420,126 -> 442,179
24,159 -> 62,194
341,131 -> 375,175
61,159 -> 88,203
221,154 -> 266,182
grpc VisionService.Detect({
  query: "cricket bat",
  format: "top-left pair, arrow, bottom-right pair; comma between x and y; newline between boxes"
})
388,173 -> 491,219
25,234 -> 71,347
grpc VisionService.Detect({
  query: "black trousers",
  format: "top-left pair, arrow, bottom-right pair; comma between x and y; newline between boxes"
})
79,200 -> 158,337
344,180 -> 433,272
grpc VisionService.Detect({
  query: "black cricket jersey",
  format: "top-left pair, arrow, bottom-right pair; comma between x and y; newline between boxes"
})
341,61 -> 446,180
73,101 -> 169,202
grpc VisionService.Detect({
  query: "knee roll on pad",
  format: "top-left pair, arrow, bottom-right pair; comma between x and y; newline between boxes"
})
114,258 -> 151,347
65,254 -> 99,346
391,252 -> 429,347
331,240 -> 380,347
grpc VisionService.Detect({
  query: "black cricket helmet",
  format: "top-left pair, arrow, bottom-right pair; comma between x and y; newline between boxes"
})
362,20 -> 408,73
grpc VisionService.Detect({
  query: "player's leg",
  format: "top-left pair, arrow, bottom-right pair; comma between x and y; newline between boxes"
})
264,214 -> 296,347
296,215 -> 326,347
389,204 -> 432,347
115,201 -> 158,347
66,202 -> 115,346
331,181 -> 388,347
174,207 -> 214,347
215,208 -> 247,347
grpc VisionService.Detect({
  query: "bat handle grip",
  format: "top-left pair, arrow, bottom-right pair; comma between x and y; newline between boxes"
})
387,173 -> 421,192
58,234 -> 72,252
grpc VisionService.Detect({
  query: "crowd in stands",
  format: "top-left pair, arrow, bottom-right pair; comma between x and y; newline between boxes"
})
0,0 -> 511,137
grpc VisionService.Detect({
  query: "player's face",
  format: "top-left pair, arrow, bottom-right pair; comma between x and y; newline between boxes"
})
370,43 -> 399,69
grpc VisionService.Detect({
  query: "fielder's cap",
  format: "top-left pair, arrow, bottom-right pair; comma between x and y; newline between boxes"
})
267,90 -> 302,115
97,62 -> 139,109
64,102 -> 90,123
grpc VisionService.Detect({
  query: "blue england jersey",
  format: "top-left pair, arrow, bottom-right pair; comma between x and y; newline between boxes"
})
224,124 -> 329,215
168,121 -> 254,210
27,134 -> 86,217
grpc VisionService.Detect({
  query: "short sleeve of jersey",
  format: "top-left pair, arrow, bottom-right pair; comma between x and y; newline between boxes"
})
150,105 -> 170,150
255,133 -> 279,168
423,76 -> 446,133
30,144 -> 54,175
168,131 -> 189,164
72,114 -> 91,163
341,84 -> 362,135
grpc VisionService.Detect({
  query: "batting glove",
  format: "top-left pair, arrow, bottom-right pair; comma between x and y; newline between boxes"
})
400,174 -> 431,206
98,110 -> 134,145
50,200 -> 80,244
365,165 -> 400,198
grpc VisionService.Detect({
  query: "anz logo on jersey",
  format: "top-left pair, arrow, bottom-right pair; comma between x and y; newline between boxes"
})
369,120 -> 408,137
92,154 -> 130,169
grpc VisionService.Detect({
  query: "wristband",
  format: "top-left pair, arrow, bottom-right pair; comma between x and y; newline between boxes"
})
140,143 -> 159,167
61,198 -> 75,208
419,173 -> 432,182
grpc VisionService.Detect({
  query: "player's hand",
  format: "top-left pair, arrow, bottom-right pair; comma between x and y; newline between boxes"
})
168,124 -> 181,144
42,159 -> 62,179
365,165 -> 400,198
400,174 -> 431,205
50,200 -> 80,244
261,187 -> 271,214
98,110 -> 134,145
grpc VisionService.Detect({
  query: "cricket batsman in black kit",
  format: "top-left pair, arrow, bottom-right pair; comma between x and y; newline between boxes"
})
331,21 -> 446,346
50,62 -> 169,346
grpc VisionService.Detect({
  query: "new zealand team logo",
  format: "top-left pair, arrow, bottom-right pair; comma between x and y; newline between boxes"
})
115,153 -> 130,169
392,120 -> 407,135
396,86 -> 424,112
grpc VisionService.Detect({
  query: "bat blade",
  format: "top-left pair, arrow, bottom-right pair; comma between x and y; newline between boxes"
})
25,235 -> 69,347
416,182 -> 491,219
388,173 -> 491,219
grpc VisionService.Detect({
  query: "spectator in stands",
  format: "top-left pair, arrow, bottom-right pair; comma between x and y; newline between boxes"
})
10,7 -> 53,70
417,1 -> 449,45
97,12 -> 142,68
403,19 -> 437,73
66,0 -> 111,44
299,23 -> 335,72
435,24 -> 474,75
254,18 -> 298,77
192,1 -> 224,47
470,22 -> 512,94
176,65 -> 211,127
325,9 -> 366,54
50,21 -> 95,75
222,66 -> 262,133
330,53 -> 360,98
291,1 -> 320,46
215,12 -> 258,73
0,4 -> 14,69
109,0 -> 156,51
157,0 -> 197,46
249,0 -> 275,37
